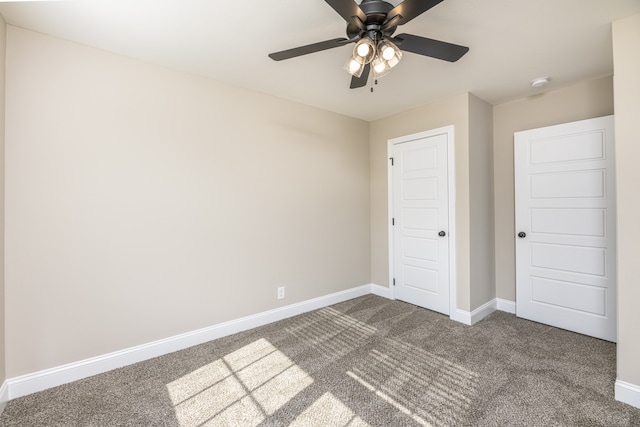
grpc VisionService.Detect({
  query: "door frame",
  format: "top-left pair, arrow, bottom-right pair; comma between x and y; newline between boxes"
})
387,125 -> 457,317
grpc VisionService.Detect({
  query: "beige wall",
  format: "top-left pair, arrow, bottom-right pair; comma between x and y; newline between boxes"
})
4,26 -> 370,377
468,95 -> 495,309
492,77 -> 614,301
0,15 -> 6,387
613,13 -> 640,388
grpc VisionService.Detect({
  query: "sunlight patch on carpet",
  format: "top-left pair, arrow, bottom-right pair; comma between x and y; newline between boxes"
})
290,392 -> 371,427
347,337 -> 480,427
286,307 -> 377,359
166,338 -> 313,426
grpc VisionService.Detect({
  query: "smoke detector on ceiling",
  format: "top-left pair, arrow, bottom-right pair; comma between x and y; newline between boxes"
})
531,77 -> 550,88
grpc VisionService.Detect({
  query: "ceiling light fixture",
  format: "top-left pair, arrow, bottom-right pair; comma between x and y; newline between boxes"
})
531,77 -> 550,88
344,36 -> 403,86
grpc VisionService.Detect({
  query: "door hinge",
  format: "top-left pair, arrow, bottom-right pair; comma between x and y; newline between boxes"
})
392,218 -> 395,226
389,157 -> 394,166
393,278 -> 396,286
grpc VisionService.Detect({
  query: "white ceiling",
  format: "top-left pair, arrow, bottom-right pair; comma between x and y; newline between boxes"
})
0,0 -> 638,121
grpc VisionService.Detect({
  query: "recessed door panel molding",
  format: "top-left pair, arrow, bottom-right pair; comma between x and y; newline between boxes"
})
402,177 -> 438,201
529,131 -> 605,165
402,208 -> 438,231
402,237 -> 438,262
530,277 -> 607,316
389,127 -> 454,316
530,170 -> 605,199
530,243 -> 606,277
403,265 -> 439,294
402,146 -> 438,172
530,208 -> 606,237
515,115 -> 616,342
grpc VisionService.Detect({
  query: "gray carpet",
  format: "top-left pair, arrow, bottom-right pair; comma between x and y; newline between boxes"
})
1,295 -> 639,426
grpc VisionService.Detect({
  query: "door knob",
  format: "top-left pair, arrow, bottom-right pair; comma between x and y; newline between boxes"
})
518,232 -> 526,238
438,231 -> 446,237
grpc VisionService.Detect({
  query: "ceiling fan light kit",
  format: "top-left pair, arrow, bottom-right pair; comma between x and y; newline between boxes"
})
346,36 -> 401,81
268,0 -> 469,89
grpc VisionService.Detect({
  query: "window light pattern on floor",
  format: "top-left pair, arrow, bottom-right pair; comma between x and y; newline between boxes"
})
166,338 -> 313,426
348,337 -> 480,426
290,392 -> 370,427
285,306 -> 378,358
165,306 -> 479,426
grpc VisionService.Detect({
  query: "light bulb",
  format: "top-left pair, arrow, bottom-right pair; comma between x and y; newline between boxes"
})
353,38 -> 376,64
381,45 -> 395,61
344,56 -> 364,77
373,60 -> 386,73
356,43 -> 370,57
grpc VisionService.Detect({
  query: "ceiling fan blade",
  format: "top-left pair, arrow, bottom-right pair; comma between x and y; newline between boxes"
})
381,14 -> 402,34
387,0 -> 443,26
393,33 -> 469,62
325,0 -> 367,24
269,38 -> 349,61
350,63 -> 370,89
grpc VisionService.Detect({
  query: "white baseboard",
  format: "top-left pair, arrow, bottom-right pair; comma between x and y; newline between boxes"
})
0,381 -> 8,415
449,309 -> 471,325
451,299 -> 498,326
470,299 -> 498,324
615,379 -> 640,409
7,284 -> 378,400
370,284 -> 391,299
496,298 -> 516,314
450,298 -> 516,326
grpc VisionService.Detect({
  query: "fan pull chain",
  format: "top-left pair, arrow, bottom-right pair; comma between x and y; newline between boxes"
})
371,33 -> 378,93
370,68 -> 374,92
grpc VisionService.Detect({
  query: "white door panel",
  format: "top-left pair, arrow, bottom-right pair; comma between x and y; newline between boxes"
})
390,132 -> 450,315
530,243 -> 606,276
402,177 -> 438,200
530,277 -> 606,315
528,131 -> 605,164
530,170 -> 606,199
530,208 -> 605,237
515,115 -> 616,342
402,208 -> 438,231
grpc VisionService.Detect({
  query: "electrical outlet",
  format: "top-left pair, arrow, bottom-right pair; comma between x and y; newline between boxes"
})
277,286 -> 285,300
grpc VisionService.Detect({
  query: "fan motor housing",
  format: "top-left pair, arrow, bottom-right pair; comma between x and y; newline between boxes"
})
360,0 -> 393,21
347,0 -> 396,39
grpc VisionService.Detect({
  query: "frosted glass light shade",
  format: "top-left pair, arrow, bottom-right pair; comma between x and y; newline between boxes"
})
372,56 -> 387,74
344,57 -> 365,77
353,38 -> 376,64
371,56 -> 391,78
378,40 -> 402,68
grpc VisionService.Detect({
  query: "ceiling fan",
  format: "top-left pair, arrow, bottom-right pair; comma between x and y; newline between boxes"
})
268,0 -> 469,89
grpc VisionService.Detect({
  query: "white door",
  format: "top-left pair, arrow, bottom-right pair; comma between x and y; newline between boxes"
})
390,130 -> 450,315
514,115 -> 616,342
